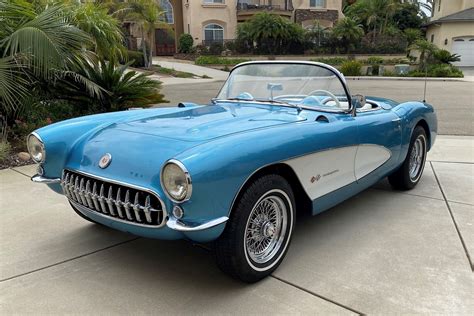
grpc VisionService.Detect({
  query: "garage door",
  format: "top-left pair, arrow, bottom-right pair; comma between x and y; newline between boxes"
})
452,37 -> 474,67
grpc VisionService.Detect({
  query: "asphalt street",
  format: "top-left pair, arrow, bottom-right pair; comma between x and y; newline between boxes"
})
158,79 -> 474,136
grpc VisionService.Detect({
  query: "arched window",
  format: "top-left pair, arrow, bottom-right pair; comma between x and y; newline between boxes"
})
204,23 -> 224,44
159,0 -> 174,24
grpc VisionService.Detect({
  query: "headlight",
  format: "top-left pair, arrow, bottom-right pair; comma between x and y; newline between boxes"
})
27,133 -> 45,163
161,160 -> 192,202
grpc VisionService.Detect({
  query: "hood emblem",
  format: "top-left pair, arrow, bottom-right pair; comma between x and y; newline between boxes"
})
99,153 -> 112,169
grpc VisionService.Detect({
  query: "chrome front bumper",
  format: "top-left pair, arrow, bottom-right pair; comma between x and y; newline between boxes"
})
166,216 -> 229,232
31,174 -> 61,184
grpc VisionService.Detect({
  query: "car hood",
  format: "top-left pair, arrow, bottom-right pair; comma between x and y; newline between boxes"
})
109,104 -> 307,142
67,104 -> 306,182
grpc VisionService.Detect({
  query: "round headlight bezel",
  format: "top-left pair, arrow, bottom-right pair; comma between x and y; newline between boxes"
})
160,159 -> 192,203
27,132 -> 46,163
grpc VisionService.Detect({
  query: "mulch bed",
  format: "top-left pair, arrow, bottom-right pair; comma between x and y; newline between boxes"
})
0,143 -> 34,170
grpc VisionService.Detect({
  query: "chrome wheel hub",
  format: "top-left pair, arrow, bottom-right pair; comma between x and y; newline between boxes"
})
409,135 -> 426,181
245,193 -> 288,264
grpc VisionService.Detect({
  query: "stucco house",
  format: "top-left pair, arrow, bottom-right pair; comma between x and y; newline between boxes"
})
127,0 -> 344,55
425,0 -> 474,66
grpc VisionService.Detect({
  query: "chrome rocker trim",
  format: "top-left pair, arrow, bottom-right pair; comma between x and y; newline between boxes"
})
166,216 -> 229,232
31,174 -> 61,184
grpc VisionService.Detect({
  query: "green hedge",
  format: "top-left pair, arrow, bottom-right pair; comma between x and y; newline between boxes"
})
195,56 -> 251,65
340,60 -> 362,76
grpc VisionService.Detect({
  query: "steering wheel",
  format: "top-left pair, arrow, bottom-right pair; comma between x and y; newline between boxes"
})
308,90 -> 342,108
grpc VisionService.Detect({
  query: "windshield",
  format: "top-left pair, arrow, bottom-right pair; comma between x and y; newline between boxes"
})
216,63 -> 351,111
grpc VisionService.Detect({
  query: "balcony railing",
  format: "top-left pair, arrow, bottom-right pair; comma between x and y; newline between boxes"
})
237,1 -> 292,11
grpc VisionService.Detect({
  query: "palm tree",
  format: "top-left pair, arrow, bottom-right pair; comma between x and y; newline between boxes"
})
410,39 -> 437,70
346,0 -> 399,42
69,1 -> 126,62
0,1 -> 93,116
116,0 -> 166,69
331,17 -> 365,53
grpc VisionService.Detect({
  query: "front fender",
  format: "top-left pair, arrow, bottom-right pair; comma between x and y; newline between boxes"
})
393,101 -> 437,164
173,116 -> 358,229
34,108 -> 187,193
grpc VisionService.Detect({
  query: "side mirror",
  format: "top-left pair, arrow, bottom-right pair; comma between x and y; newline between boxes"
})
352,94 -> 366,108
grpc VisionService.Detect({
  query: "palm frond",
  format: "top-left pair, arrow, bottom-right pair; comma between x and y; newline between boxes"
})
0,56 -> 29,114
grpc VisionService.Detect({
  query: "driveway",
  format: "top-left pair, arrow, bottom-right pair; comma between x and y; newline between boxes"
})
1,136 -> 473,314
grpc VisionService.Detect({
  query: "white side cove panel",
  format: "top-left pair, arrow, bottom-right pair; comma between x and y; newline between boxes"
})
285,146 -> 358,200
355,144 -> 392,180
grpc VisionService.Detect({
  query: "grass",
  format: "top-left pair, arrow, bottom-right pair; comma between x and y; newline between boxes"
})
153,66 -> 212,79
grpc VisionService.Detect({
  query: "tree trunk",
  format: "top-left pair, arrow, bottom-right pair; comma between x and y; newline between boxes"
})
141,28 -> 149,69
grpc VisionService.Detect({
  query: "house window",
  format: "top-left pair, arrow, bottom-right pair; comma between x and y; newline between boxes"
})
310,0 -> 325,8
438,0 -> 441,12
159,0 -> 174,24
203,0 -> 225,4
430,34 -> 434,43
204,23 -> 224,45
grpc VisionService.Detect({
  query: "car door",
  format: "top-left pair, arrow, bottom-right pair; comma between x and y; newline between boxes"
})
355,106 -> 402,181
286,112 -> 359,201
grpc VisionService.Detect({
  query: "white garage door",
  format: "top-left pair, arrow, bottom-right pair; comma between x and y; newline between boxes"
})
452,37 -> 474,67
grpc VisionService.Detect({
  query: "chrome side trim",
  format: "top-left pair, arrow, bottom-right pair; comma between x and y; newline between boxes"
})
166,216 -> 228,232
31,174 -> 61,184
71,201 -> 167,229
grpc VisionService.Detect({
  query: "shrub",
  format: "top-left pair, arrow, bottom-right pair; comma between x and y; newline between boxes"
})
367,56 -> 384,64
0,140 -> 11,162
195,56 -> 250,65
209,42 -> 224,56
340,60 -> 362,76
178,34 -> 194,53
433,49 -> 461,64
123,50 -> 145,67
429,64 -> 463,77
310,57 -> 347,65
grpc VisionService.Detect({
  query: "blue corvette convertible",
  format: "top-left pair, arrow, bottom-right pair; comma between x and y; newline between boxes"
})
28,61 -> 437,282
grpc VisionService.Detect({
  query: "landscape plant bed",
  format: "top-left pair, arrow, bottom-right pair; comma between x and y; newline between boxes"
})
0,142 -> 33,170
152,65 -> 212,79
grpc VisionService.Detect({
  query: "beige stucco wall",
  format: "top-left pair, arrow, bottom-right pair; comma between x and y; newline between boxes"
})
292,0 -> 342,15
432,0 -> 474,20
180,0 -> 344,43
426,21 -> 474,51
182,0 -> 238,44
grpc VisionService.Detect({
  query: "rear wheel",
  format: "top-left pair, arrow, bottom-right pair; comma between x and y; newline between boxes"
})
214,174 -> 295,283
389,126 -> 427,190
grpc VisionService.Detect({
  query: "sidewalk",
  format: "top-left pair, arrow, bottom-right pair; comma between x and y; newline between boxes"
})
152,57 -> 228,85
0,136 -> 472,314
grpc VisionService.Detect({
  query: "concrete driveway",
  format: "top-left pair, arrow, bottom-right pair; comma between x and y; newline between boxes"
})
1,136 -> 473,314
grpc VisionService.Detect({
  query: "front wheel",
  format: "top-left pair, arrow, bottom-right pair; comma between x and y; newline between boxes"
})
214,174 -> 295,283
389,126 -> 427,190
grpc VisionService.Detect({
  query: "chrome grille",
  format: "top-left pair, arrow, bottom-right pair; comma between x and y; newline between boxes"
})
61,170 -> 166,227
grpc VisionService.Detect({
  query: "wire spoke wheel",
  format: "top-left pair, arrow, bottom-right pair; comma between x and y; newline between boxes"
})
244,192 -> 288,264
408,135 -> 426,181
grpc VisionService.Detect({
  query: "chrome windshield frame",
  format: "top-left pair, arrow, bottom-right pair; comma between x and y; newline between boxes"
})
216,61 -> 353,115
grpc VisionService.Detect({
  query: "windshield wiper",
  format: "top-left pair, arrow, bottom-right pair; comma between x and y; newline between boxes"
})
211,97 -> 254,104
262,99 -> 303,113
